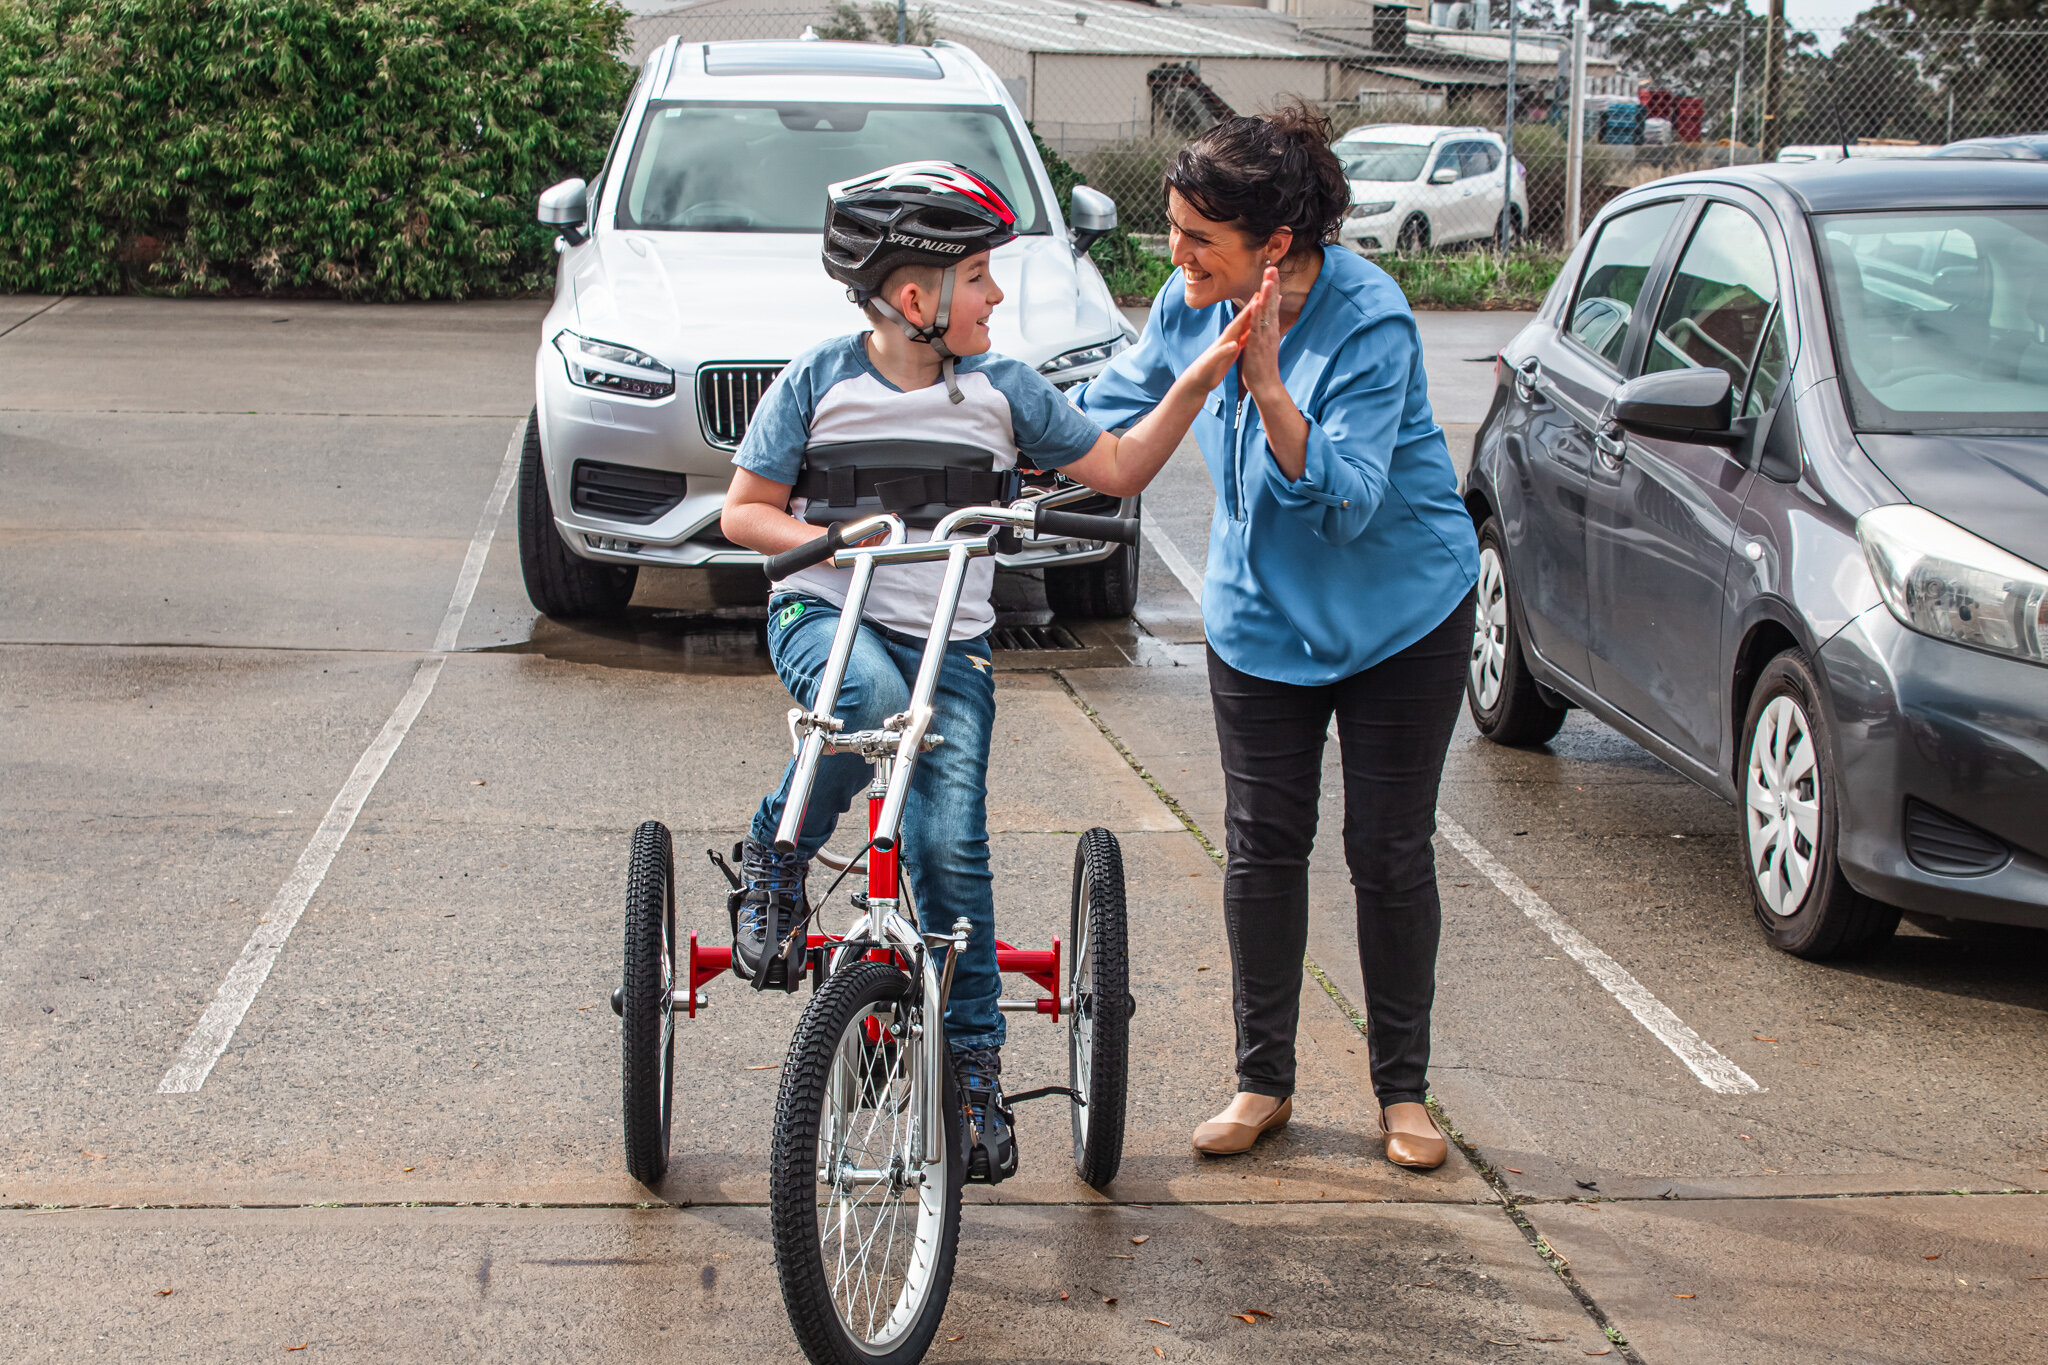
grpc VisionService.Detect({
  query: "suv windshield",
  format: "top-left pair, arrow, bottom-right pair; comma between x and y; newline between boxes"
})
1816,208 -> 2048,435
618,101 -> 1046,234
1336,142 -> 1431,182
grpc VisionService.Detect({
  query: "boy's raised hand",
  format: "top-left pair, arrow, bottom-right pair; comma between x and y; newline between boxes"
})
1180,287 -> 1266,392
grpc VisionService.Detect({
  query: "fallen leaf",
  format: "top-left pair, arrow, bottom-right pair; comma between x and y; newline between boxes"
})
1413,1281 -> 1436,1288
1243,1309 -> 1273,1318
1059,1292 -> 1069,1301
1144,1318 -> 1172,1327
471,780 -> 486,786
1738,1134 -> 1753,1141
1957,1277 -> 1969,1285
744,1064 -> 778,1071
1674,1293 -> 1695,1298
1585,1352 -> 1611,1358
1456,881 -> 1471,887
1154,1350 -> 1165,1360
577,1005 -> 593,1011
2028,1276 -> 2046,1281
82,1149 -> 105,1159
1506,1168 -> 1524,1174
1753,1035 -> 1778,1042
1925,1254 -> 1941,1260
286,1347 -> 308,1353
401,1167 -> 414,1173
946,1336 -> 963,1342
1132,1235 -> 1150,1245
1232,1314 -> 1257,1325
155,1289 -> 174,1297
1103,1296 -> 1118,1305
1196,966 -> 1210,971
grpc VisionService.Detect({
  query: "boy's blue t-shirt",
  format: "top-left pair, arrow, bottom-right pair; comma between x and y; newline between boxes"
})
735,334 -> 1102,640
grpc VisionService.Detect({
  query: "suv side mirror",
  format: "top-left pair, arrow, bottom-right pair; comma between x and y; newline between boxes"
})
1612,368 -> 1737,444
539,177 -> 589,246
1069,185 -> 1118,255
1430,165 -> 1459,185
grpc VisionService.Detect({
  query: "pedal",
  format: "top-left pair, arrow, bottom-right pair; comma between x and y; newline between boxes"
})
964,1101 -> 1018,1185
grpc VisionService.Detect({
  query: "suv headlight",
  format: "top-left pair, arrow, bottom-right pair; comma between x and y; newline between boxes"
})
553,330 -> 675,400
1348,201 -> 1396,219
1857,503 -> 2047,666
1038,334 -> 1129,378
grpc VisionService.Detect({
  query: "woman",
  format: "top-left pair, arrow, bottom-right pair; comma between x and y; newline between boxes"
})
1078,105 -> 1479,1171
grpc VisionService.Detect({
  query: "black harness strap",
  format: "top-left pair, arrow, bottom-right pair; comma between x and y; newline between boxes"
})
799,466 -> 1016,512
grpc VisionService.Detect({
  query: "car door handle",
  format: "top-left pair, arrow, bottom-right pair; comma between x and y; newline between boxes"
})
1594,422 -> 1627,468
1513,358 -> 1543,404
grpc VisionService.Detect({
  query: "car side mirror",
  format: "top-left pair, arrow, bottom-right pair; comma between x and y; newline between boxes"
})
1430,166 -> 1459,185
1611,368 -> 1737,445
1069,185 -> 1118,255
539,177 -> 589,246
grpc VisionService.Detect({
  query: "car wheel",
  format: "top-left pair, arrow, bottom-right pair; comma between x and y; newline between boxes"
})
517,407 -> 637,618
1494,206 -> 1523,251
1044,499 -> 1140,619
1466,517 -> 1567,746
1739,650 -> 1900,959
1397,214 -> 1430,253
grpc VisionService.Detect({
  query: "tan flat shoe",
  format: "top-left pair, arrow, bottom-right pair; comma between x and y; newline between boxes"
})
1378,1105 -> 1447,1170
1192,1097 -> 1292,1156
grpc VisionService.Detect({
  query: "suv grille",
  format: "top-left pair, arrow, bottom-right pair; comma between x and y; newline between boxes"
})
698,363 -> 786,449
1903,799 -> 2011,877
571,460 -> 685,524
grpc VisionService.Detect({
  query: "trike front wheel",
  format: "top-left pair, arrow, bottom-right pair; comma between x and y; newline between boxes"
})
771,960 -> 964,1365
1069,827 -> 1131,1188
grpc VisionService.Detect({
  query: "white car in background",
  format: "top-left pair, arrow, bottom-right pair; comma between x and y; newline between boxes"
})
1333,124 -> 1528,254
521,38 -> 1140,620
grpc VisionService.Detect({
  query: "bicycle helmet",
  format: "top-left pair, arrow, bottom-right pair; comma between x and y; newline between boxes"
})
823,161 -> 1019,401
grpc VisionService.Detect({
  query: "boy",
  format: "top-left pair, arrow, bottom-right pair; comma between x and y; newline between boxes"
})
721,161 -> 1252,1180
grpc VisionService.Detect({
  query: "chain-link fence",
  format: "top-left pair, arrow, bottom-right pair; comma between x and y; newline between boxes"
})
622,1 -> 2048,256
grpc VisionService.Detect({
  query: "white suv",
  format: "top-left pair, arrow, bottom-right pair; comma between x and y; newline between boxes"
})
522,38 -> 1140,619
1333,124 -> 1528,255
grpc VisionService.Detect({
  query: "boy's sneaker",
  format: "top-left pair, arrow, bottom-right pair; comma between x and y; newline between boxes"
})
733,837 -> 806,980
953,1045 -> 1017,1184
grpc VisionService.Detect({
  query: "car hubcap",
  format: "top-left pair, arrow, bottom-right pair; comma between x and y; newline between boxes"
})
1470,546 -> 1509,711
1746,696 -> 1822,918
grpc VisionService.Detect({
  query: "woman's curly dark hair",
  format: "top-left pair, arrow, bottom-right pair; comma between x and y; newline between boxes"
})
1163,100 -> 1350,260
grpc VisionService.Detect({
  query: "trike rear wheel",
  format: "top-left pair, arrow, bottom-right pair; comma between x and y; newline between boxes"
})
619,820 -> 676,1187
771,959 -> 964,1365
1068,827 -> 1131,1188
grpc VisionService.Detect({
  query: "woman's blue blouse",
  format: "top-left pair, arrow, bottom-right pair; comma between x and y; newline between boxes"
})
1079,245 -> 1480,685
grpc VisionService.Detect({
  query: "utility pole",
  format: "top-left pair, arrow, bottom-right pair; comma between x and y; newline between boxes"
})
1565,0 -> 1590,247
1731,15 -> 1745,166
1501,0 -> 1519,250
1761,0 -> 1785,160
896,0 -> 907,45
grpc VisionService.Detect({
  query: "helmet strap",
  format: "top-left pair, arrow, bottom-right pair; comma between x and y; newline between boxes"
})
867,264 -> 965,404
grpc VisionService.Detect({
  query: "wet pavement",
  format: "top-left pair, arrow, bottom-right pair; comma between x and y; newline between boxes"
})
4,296 -> 2044,1362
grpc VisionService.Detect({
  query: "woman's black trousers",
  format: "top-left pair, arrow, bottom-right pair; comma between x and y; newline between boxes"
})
1206,590 -> 1474,1108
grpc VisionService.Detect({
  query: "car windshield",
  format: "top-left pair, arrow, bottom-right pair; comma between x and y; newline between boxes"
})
1816,209 -> 2048,435
617,101 -> 1046,234
1336,142 -> 1431,182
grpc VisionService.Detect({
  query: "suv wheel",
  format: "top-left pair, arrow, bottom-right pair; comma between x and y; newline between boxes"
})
1494,206 -> 1523,251
1397,214 -> 1431,253
1739,650 -> 1899,958
1044,499 -> 1139,620
1466,517 -> 1567,746
517,407 -> 637,619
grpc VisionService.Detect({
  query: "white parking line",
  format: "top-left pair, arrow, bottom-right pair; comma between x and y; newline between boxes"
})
157,421 -> 525,1094
1137,516 -> 1763,1097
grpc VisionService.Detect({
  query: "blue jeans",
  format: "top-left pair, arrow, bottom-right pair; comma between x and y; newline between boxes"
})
750,593 -> 1003,1051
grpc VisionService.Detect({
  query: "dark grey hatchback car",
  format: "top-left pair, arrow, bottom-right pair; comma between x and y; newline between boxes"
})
1465,159 -> 2048,958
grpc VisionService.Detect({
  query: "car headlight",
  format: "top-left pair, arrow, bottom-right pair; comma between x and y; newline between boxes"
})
1857,503 -> 2047,666
1348,201 -> 1396,220
553,330 -> 675,400
1038,334 -> 1129,378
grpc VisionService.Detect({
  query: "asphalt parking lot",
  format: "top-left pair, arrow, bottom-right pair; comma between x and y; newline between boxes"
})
4,293 -> 2044,1363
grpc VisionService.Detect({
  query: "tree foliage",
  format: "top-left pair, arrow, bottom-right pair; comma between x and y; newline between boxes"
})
816,2 -> 938,46
0,0 -> 631,298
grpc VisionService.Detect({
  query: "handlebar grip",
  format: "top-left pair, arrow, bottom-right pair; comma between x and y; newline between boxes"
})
763,524 -> 845,580
1033,506 -> 1142,546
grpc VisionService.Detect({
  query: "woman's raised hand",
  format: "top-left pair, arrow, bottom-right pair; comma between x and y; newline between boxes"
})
1238,266 -> 1283,395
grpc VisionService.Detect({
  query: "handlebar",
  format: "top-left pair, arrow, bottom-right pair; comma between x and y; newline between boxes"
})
1032,505 -> 1141,546
763,523 -> 845,581
763,501 -> 1138,580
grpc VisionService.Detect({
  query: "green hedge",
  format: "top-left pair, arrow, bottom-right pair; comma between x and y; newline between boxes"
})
0,0 -> 630,299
